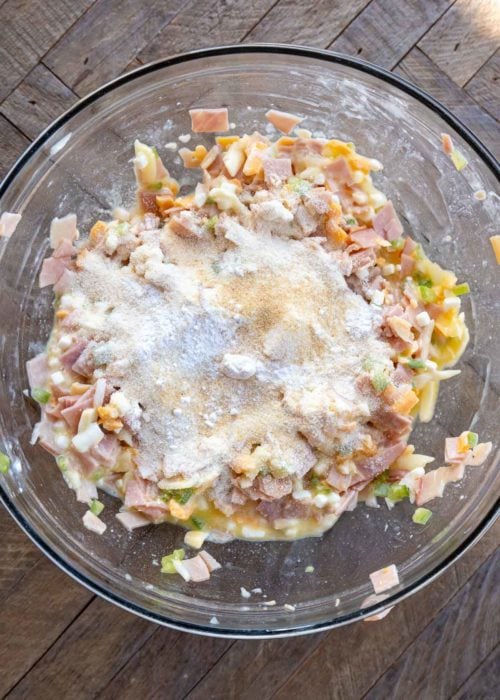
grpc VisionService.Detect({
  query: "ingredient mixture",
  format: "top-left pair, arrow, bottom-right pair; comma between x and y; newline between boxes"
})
23,108 -> 492,545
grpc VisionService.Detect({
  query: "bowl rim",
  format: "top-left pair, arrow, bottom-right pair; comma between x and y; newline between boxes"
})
0,43 -> 498,638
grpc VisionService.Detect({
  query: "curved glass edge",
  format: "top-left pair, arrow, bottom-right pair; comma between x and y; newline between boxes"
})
0,44 -> 498,200
0,43 -> 499,637
0,488 -> 497,638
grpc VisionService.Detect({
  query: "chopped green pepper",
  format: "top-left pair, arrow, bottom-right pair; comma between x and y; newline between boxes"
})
452,282 -> 470,296
161,487 -> 194,505
148,181 -> 163,191
56,455 -> 68,472
190,515 -> 204,530
413,507 -> 432,525
205,215 -> 218,231
371,370 -> 389,393
467,431 -> 478,449
407,358 -> 426,369
390,237 -> 404,251
161,548 -> 185,574
0,451 -> 10,474
419,285 -> 437,303
90,499 -> 104,516
32,387 -> 51,404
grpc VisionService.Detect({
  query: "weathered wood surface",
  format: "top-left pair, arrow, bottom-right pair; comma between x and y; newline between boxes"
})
0,1 -> 498,698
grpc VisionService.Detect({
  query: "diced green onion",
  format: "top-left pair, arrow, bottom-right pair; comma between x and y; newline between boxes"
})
371,370 -> 389,393
467,431 -> 478,449
148,181 -> 163,191
90,499 -> 104,516
205,215 -> 218,231
211,261 -> 221,274
190,515 -> 204,530
205,195 -> 216,205
161,487 -> 194,505
390,237 -> 404,250
413,244 -> 424,260
151,146 -> 159,157
32,387 -> 51,404
407,358 -> 426,369
413,507 -> 432,525
161,548 -> 185,574
452,282 -> 470,296
419,285 -> 437,303
305,565 -> 315,573
56,455 -> 68,472
374,482 -> 409,502
345,216 -> 357,226
288,177 -> 311,195
450,148 -> 468,172
0,451 -> 10,474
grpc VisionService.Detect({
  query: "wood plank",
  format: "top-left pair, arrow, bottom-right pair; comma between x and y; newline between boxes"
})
244,0 -> 371,48
0,508 -> 41,601
7,598 -> 155,700
266,521 -> 499,700
186,633 -> 328,700
139,0 -> 278,63
44,0 -> 186,97
418,0 -> 500,86
451,645 -> 500,700
464,49 -> 500,122
0,556 -> 93,696
329,0 -> 453,69
364,550 -> 499,700
0,115 -> 30,179
100,628 -> 233,699
396,47 -> 500,157
0,0 -> 94,102
0,64 -> 78,140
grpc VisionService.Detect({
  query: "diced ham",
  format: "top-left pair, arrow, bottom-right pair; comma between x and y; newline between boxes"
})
124,476 -> 168,519
334,490 -> 358,515
50,214 -> 78,249
52,238 -> 76,259
263,158 -> 292,185
356,441 -> 407,481
257,475 -> 293,500
444,437 -> 465,464
350,228 -> 382,248
403,237 -> 417,255
60,386 -> 94,431
257,498 -> 310,523
82,510 -> 106,535
189,108 -> 229,133
26,352 -> 49,390
37,418 -> 60,455
325,157 -> 353,185
116,510 -> 152,530
369,564 -> 399,594
199,550 -> 222,572
60,340 -> 88,371
169,211 -> 204,239
71,345 -> 96,377
139,191 -> 160,216
0,212 -> 21,238
361,593 -> 394,622
350,247 -> 376,271
90,433 -> 119,468
265,109 -> 303,134
173,555 -> 211,582
326,467 -> 352,492
373,201 -> 403,241
53,269 -> 75,294
392,363 -> 413,385
76,479 -> 98,503
400,253 -> 414,277
441,133 -> 454,156
304,188 -> 335,215
415,464 -> 465,506
39,256 -> 67,287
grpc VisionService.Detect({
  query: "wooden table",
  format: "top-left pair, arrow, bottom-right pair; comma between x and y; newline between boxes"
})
1,1 -> 498,697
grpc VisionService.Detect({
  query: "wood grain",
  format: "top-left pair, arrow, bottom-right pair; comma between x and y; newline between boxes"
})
364,550 -> 499,700
0,63 -> 78,140
419,0 -> 500,86
139,0 -> 278,63
244,0 -> 372,48
0,0 -> 94,102
464,48 -> 500,122
0,115 -> 29,178
44,0 -> 186,96
0,2 -> 499,698
329,0 -> 453,69
397,47 -> 500,157
451,645 -> 500,700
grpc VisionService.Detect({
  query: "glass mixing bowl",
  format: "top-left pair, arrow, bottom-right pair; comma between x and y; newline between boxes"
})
0,45 -> 498,638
